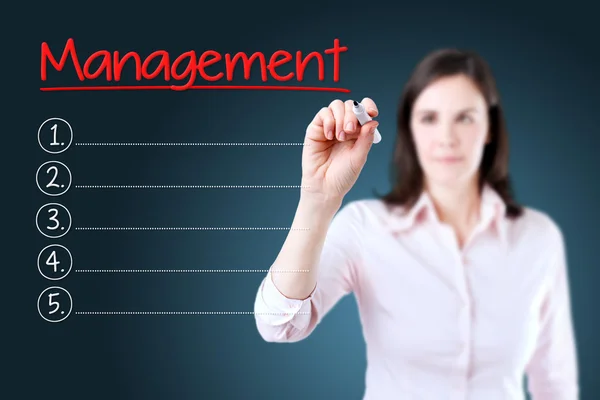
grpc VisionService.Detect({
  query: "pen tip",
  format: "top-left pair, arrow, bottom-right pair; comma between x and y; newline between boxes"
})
353,100 -> 359,106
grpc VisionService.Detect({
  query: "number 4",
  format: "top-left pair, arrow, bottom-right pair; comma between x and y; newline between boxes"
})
46,251 -> 60,272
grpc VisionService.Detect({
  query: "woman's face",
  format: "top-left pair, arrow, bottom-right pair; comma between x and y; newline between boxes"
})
410,74 -> 490,189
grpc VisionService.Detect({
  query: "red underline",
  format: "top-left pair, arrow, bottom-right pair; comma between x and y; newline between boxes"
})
40,85 -> 351,92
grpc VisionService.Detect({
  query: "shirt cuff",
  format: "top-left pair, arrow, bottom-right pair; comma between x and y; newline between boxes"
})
257,272 -> 314,329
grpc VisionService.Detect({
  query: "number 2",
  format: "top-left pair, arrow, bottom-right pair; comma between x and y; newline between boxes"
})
46,166 -> 59,188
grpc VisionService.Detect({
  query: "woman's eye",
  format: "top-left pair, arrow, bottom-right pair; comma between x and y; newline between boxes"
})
421,115 -> 435,123
458,115 -> 473,123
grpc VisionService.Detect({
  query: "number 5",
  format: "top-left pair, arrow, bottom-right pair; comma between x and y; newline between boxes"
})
48,292 -> 60,314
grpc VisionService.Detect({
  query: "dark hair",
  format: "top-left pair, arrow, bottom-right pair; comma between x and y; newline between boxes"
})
377,48 -> 523,219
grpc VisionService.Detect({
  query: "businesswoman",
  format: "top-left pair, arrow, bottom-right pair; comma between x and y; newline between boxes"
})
253,49 -> 578,399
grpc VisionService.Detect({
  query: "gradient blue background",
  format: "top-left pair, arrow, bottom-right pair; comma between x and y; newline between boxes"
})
16,1 -> 599,399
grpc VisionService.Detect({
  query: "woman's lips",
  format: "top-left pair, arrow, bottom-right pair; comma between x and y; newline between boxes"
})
435,156 -> 464,163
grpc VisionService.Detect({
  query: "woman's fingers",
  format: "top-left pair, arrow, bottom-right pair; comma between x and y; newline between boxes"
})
307,98 -> 379,143
361,97 -> 379,117
329,99 -> 345,141
340,100 -> 360,141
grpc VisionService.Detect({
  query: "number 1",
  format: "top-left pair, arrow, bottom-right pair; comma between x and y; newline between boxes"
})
50,124 -> 59,146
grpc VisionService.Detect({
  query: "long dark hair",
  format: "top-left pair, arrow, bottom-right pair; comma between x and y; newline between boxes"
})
377,48 -> 523,219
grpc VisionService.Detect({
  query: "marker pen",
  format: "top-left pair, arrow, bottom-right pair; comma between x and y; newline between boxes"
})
352,100 -> 382,144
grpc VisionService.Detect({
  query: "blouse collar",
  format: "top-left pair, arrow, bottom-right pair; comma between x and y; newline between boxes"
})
386,184 -> 508,245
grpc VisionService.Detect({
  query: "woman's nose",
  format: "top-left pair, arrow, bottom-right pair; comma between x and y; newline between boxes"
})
436,124 -> 458,148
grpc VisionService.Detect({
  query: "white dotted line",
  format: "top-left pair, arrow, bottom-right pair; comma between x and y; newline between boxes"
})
75,311 -> 310,315
74,227 -> 309,231
75,269 -> 309,273
75,142 -> 308,146
74,185 -> 308,189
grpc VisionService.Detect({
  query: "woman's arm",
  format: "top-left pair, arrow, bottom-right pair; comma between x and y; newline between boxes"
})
271,195 -> 343,299
526,226 -> 579,399
254,195 -> 363,342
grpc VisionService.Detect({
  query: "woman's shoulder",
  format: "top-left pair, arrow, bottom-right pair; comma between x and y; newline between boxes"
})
510,205 -> 565,247
337,197 -> 396,229
342,197 -> 388,213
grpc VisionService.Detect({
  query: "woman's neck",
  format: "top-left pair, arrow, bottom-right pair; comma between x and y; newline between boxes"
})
425,179 -> 481,246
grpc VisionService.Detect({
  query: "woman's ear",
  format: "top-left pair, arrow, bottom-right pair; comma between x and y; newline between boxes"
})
485,131 -> 492,144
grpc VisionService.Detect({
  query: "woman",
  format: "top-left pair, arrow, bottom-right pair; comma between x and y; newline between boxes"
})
253,49 -> 578,399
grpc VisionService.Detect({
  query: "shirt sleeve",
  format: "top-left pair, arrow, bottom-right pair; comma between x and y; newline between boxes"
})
254,201 -> 363,342
526,225 -> 579,399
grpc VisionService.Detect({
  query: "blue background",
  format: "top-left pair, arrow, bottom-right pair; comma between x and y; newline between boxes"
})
16,1 -> 599,399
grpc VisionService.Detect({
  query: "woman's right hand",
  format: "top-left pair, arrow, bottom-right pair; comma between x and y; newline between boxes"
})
301,98 -> 380,203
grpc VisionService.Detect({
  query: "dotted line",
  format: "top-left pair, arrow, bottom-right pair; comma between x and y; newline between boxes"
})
74,185 -> 308,189
75,142 -> 308,146
75,269 -> 309,273
74,227 -> 309,231
75,311 -> 310,315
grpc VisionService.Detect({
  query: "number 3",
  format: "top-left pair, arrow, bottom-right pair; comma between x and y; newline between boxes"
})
47,208 -> 60,230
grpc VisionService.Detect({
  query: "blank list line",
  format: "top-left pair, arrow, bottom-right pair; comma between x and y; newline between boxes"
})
73,185 -> 308,189
74,142 -> 308,146
74,269 -> 309,273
